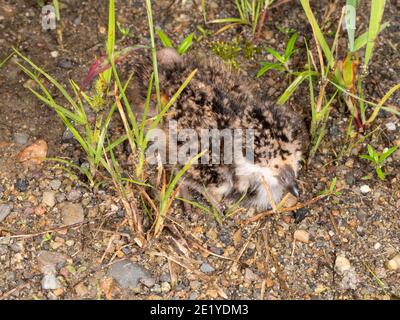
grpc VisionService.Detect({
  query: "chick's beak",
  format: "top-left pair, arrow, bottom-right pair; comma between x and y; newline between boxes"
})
287,183 -> 300,198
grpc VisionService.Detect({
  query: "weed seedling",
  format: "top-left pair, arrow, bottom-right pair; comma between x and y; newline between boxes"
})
359,144 -> 398,180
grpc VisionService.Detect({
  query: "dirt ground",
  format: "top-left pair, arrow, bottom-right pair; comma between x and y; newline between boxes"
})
0,0 -> 399,300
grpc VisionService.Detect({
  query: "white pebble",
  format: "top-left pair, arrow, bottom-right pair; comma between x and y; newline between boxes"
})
335,256 -> 351,275
360,185 -> 371,194
374,243 -> 381,250
387,255 -> 400,271
385,122 -> 396,131
50,51 -> 59,58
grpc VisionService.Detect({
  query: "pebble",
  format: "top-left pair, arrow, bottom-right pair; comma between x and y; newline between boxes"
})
244,268 -> 258,282
190,280 -> 201,290
360,185 -> 371,194
61,203 -> 84,226
62,128 -> 74,142
345,172 -> 355,186
385,122 -> 396,131
13,132 -> 29,145
49,179 -> 61,190
50,51 -> 59,58
42,191 -> 56,207
386,255 -> 400,271
108,260 -> 155,289
37,251 -> 67,273
374,242 -> 381,250
294,230 -> 310,243
67,189 -> 82,202
74,282 -> 89,297
57,58 -> 74,69
15,178 -> 28,192
0,204 -> 11,223
335,256 -> 351,275
161,282 -> 171,293
65,240 -> 75,247
41,273 -> 61,290
17,139 -> 48,165
200,262 -> 215,273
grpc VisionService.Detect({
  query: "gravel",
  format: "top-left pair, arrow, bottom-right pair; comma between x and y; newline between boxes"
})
200,262 -> 215,273
0,203 -> 11,222
61,202 -> 84,226
108,260 -> 155,289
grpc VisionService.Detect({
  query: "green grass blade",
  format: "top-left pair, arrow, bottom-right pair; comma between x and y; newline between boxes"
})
364,0 -> 386,67
177,33 -> 194,55
103,0 -> 115,83
156,28 -> 173,48
353,22 -> 389,52
299,0 -> 334,69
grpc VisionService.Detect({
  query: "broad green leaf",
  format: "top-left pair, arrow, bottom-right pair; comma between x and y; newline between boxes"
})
177,33 -> 193,55
277,71 -> 309,105
376,167 -> 385,180
364,0 -> 386,66
285,33 -> 298,59
265,48 -> 285,64
156,28 -> 173,48
379,146 -> 398,162
299,0 -> 334,69
256,62 -> 285,77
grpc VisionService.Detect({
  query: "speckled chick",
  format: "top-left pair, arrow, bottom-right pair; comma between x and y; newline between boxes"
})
126,48 -> 309,212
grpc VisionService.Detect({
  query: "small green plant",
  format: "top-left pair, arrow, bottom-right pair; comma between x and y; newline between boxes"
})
257,33 -> 298,76
319,177 -> 342,197
269,0 -> 399,162
210,37 -> 260,69
209,0 -> 275,37
359,144 -> 398,180
156,28 -> 193,55
117,21 -> 130,38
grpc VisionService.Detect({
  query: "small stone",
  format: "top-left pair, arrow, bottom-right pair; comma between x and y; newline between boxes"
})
37,251 -> 66,273
374,243 -> 381,250
345,172 -> 355,186
386,255 -> 400,271
200,262 -> 215,273
57,58 -> 74,69
13,132 -> 29,145
61,203 -> 84,226
360,185 -> 371,194
108,260 -> 154,289
294,230 -> 310,244
65,240 -> 75,247
0,204 -> 11,223
49,179 -> 61,190
345,159 -> 354,168
15,178 -> 28,192
67,189 -> 82,202
50,51 -> 59,58
62,129 -> 74,142
335,256 -> 351,275
17,139 -> 48,166
385,122 -> 396,131
161,282 -> 171,293
75,282 -> 89,297
43,191 -> 56,207
41,273 -> 61,290
244,268 -> 259,282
